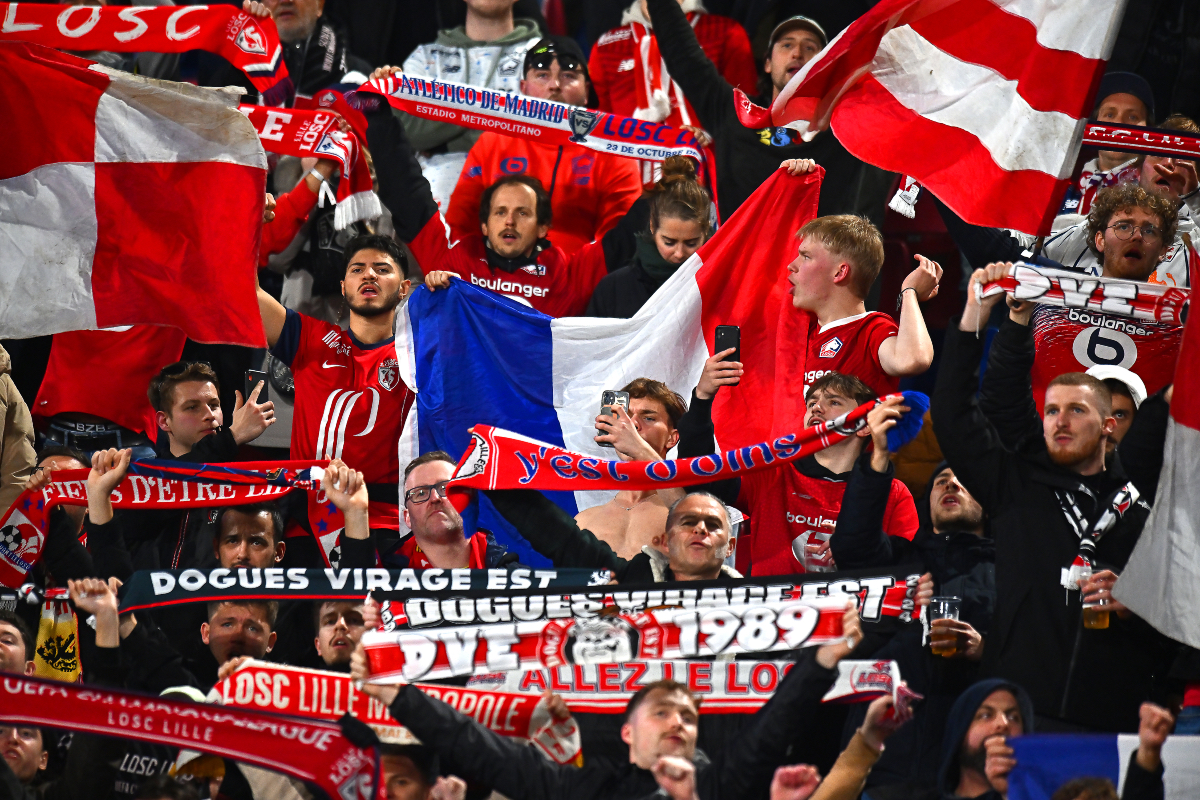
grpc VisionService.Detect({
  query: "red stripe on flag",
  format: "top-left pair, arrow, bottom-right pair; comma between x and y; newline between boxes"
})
830,75 -> 1069,233
696,169 -> 823,446
0,42 -> 107,179
91,161 -> 267,347
908,0 -> 1103,116
1172,258 -> 1200,431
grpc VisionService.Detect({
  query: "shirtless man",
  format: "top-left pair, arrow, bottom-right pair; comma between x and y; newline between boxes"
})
577,379 -> 688,560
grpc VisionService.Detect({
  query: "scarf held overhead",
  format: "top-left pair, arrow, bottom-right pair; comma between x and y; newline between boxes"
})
980,263 -> 1189,325
239,104 -> 379,229
448,393 -> 923,495
0,3 -> 288,96
359,75 -> 702,163
362,597 -> 853,683
217,661 -> 582,765
0,674 -> 375,800
0,460 -> 340,588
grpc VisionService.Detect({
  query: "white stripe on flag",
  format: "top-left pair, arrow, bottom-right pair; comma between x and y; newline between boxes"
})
1113,418 -> 1200,649
995,0 -> 1126,59
551,253 -> 710,512
91,66 -> 266,167
0,163 -> 98,336
872,25 -> 1083,178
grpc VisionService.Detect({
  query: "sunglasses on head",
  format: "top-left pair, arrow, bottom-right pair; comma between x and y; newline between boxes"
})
526,49 -> 584,75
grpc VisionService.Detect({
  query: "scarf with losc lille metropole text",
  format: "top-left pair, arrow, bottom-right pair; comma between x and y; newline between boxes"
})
0,460 -> 342,589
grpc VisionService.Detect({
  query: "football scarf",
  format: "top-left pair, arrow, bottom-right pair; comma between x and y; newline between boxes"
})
0,674 -> 376,800
239,103 -> 380,230
0,460 -> 339,588
447,393 -> 925,496
1082,121 -> 1200,161
0,4 -> 288,99
358,75 -> 703,163
33,587 -> 80,683
1059,481 -> 1142,593
979,263 -> 1189,325
216,660 -> 582,765
363,597 -> 854,684
117,566 -> 608,614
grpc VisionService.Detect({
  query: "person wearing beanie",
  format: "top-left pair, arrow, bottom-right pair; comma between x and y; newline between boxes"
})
1059,72 -> 1157,221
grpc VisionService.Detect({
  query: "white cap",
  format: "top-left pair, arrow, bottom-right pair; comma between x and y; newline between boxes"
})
1086,365 -> 1147,409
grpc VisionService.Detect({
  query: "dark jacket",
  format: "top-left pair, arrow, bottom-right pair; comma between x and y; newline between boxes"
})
831,455 -> 996,635
486,489 -> 738,582
586,258 -> 666,319
937,678 -> 1035,799
645,0 -> 891,222
931,323 -> 1170,731
386,648 -> 838,800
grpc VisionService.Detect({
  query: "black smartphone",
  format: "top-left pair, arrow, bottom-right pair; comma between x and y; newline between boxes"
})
245,369 -> 268,405
597,390 -> 630,448
714,325 -> 741,364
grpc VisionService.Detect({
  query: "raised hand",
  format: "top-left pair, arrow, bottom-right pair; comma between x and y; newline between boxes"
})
769,765 -> 822,800
817,603 -> 862,668
902,254 -> 943,302
651,756 -> 698,800
695,348 -> 743,400
930,618 -> 984,661
595,404 -> 659,462
866,395 -> 910,470
424,271 -> 462,291
1135,702 -> 1174,771
230,381 -> 276,445
984,735 -> 1016,794
86,448 -> 133,526
779,159 -> 818,176
350,642 -> 399,705
68,577 -> 122,648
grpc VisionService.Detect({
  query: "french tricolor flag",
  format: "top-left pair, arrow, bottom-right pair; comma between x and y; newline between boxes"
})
394,169 -> 822,562
735,0 -> 1128,235
0,41 -> 267,347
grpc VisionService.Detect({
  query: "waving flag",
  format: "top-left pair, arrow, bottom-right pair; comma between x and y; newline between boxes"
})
1114,259 -> 1200,648
1007,734 -> 1200,799
397,169 -> 821,563
735,0 -> 1128,235
0,42 -> 267,346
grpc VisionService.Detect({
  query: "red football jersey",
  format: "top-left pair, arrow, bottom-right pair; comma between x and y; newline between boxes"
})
801,311 -> 900,397
1031,306 -> 1181,406
408,209 -> 608,318
738,460 -> 919,576
34,326 -> 187,436
271,310 -> 415,530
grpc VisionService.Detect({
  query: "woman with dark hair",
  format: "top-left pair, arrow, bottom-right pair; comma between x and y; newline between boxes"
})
586,156 -> 714,319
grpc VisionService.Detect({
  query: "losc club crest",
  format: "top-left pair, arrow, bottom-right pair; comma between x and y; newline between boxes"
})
377,358 -> 399,391
568,108 -> 602,143
233,23 -> 268,56
453,433 -> 490,481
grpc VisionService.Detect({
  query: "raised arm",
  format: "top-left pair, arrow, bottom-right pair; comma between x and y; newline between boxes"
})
675,354 -> 743,506
644,0 -> 735,131
877,255 -> 940,377
976,269 -> 1042,451
485,488 -> 630,577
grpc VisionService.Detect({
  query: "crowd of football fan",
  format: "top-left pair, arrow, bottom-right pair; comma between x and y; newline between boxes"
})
1,1 -> 1199,799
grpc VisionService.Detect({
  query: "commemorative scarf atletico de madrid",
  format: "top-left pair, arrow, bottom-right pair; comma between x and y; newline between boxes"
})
0,674 -> 375,800
0,4 -> 289,100
358,75 -> 704,164
979,263 -> 1189,325
0,460 -> 343,588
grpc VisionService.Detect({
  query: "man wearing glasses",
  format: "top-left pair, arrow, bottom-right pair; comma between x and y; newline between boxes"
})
442,36 -> 642,259
395,452 -> 515,569
985,183 -> 1182,411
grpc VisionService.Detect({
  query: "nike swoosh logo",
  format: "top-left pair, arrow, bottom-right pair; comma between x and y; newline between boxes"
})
322,362 -> 347,369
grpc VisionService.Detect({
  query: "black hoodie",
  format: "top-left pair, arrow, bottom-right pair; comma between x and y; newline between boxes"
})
936,678 -> 1035,800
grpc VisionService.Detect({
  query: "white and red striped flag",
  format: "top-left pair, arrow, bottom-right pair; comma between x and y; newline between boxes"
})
735,0 -> 1128,235
1113,258 -> 1200,648
0,41 -> 267,347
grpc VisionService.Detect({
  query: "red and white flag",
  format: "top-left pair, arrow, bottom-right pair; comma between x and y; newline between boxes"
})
1114,259 -> 1200,647
734,0 -> 1128,235
0,41 -> 267,347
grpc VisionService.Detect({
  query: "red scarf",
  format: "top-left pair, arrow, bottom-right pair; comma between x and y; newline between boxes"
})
980,263 -> 1189,325
397,531 -> 490,569
238,104 -> 379,230
629,18 -> 701,127
0,4 -> 288,98
0,460 -> 340,588
0,674 -> 375,800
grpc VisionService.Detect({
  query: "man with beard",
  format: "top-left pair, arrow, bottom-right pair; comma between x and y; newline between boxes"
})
931,266 -> 1173,732
937,114 -> 1199,289
313,601 -> 367,671
257,235 -> 415,537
